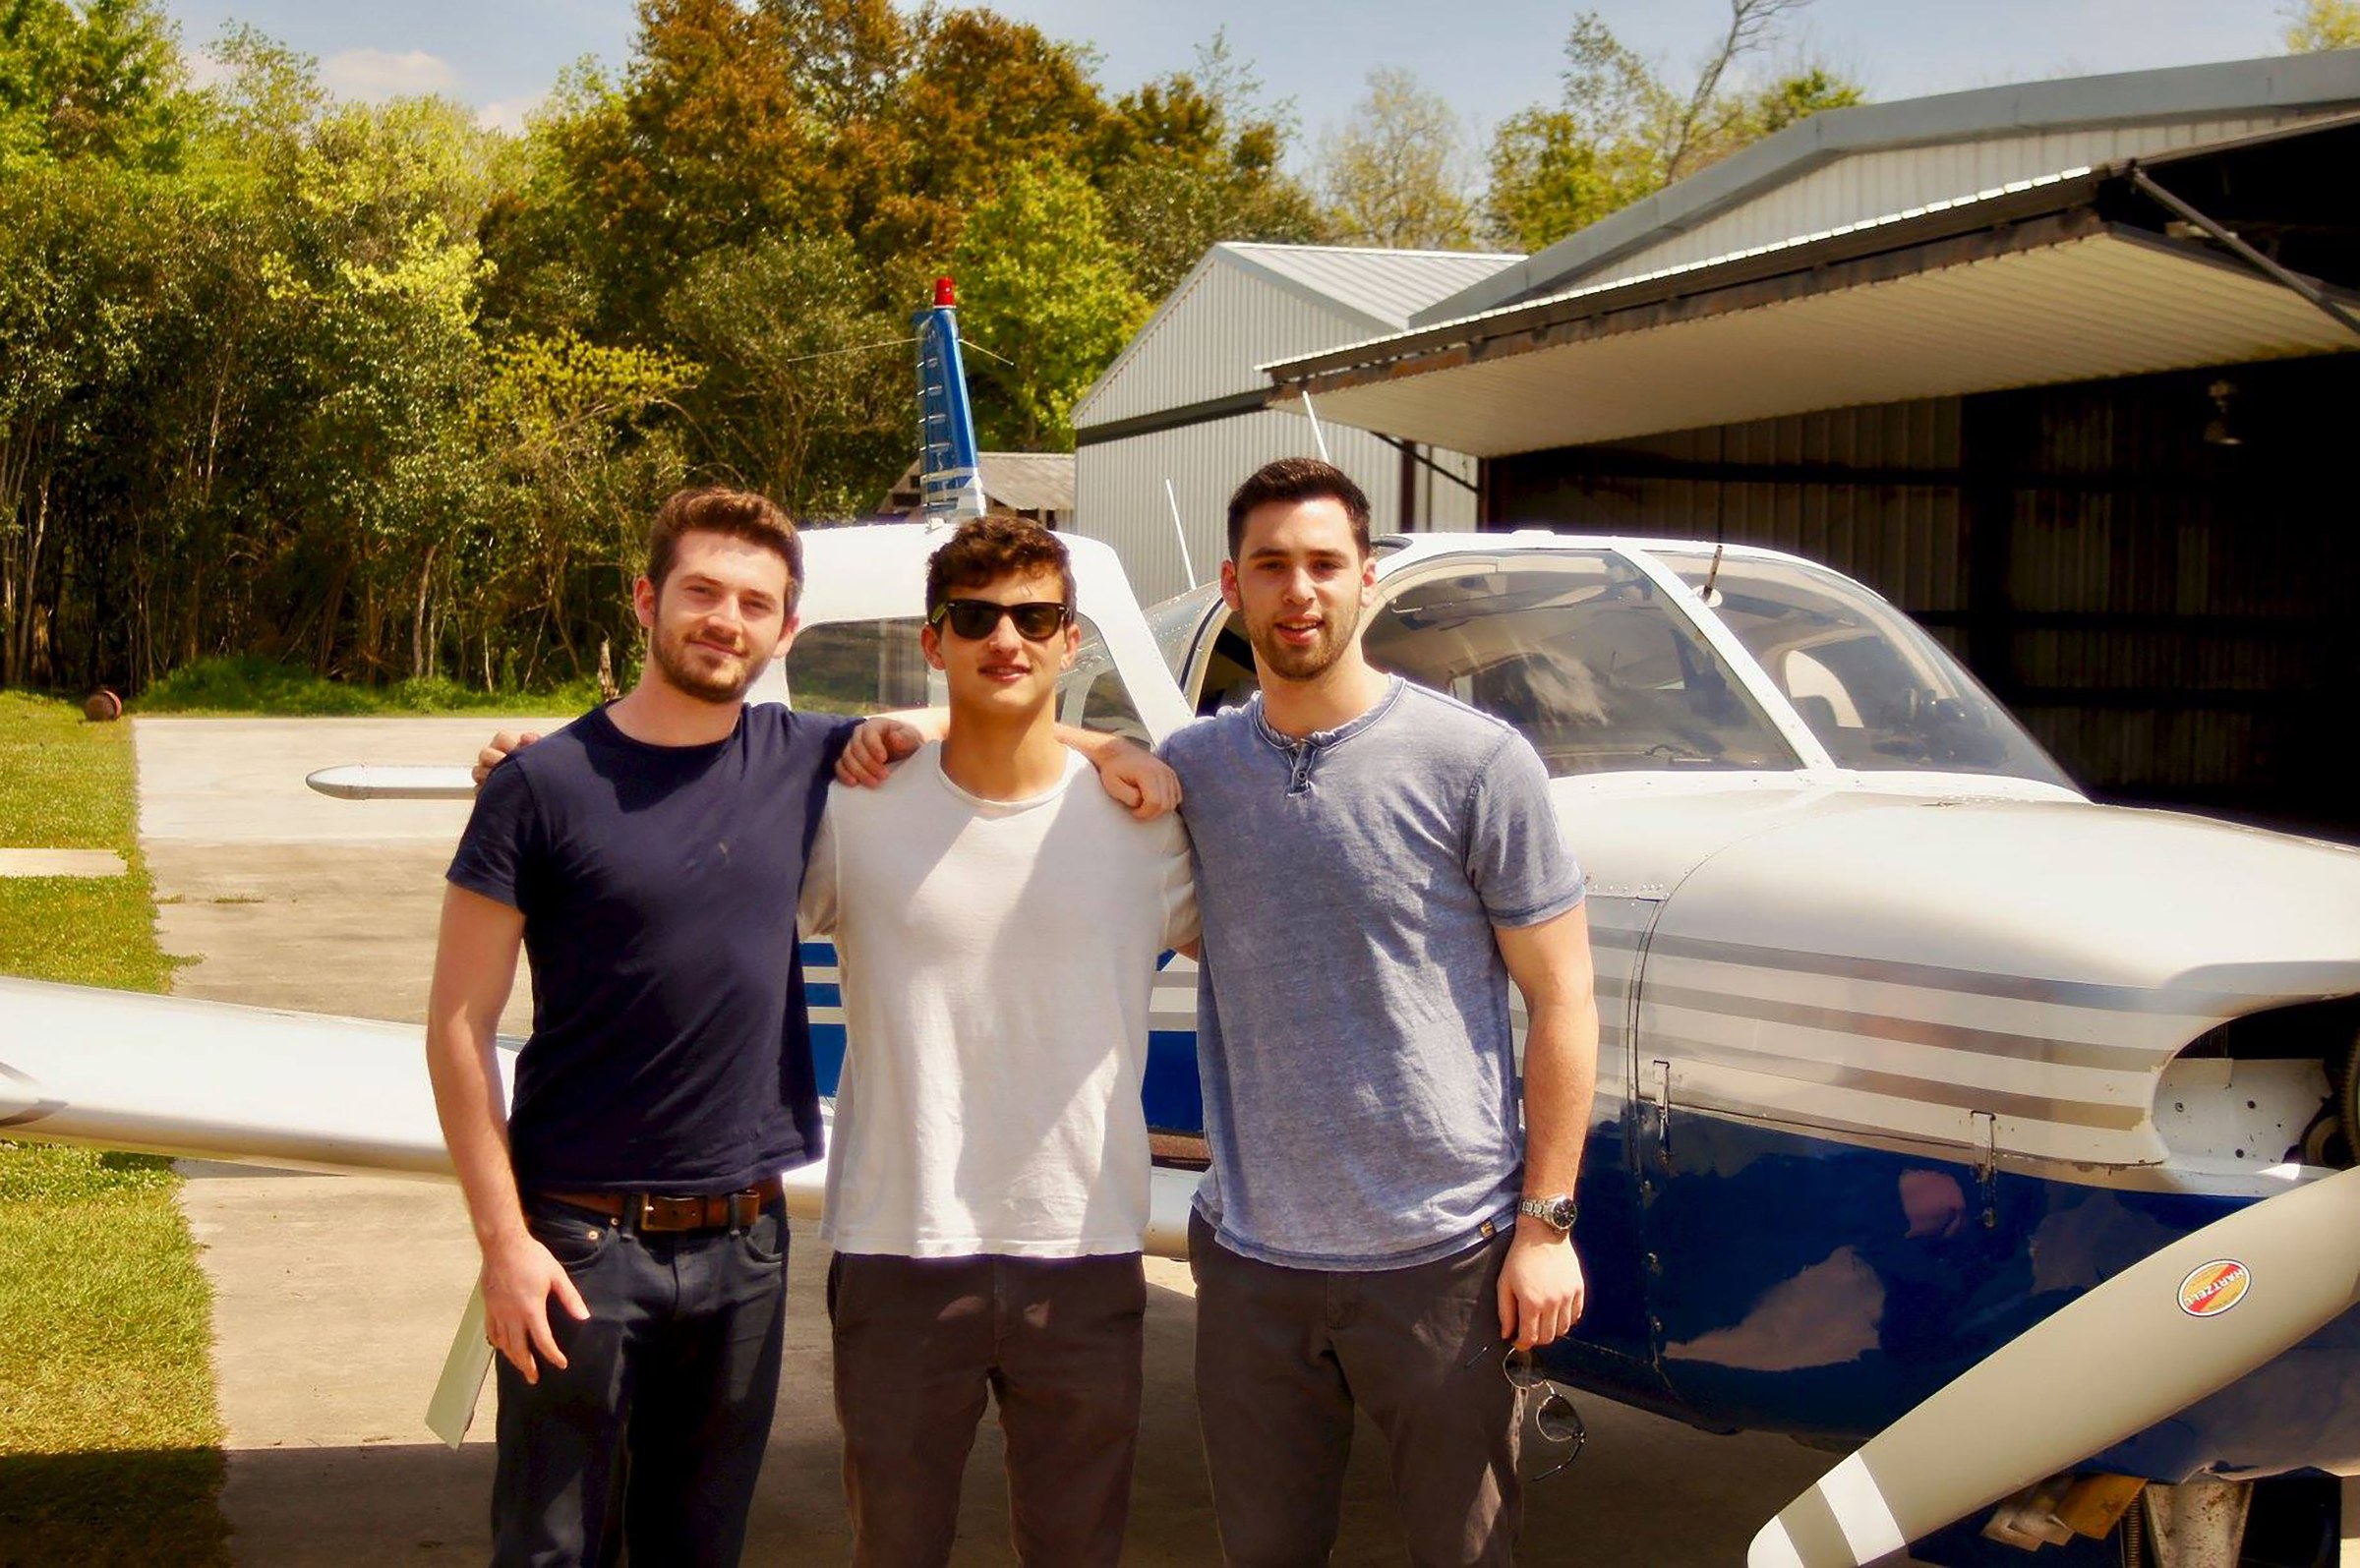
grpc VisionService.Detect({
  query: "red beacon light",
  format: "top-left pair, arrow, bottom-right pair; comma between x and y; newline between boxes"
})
933,275 -> 958,307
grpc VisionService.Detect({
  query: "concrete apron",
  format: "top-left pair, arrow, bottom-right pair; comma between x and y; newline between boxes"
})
142,715 -> 1831,1565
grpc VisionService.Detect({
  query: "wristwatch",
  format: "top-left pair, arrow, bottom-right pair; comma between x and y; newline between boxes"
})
1518,1194 -> 1578,1233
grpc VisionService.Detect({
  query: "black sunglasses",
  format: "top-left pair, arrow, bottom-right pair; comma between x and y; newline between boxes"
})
928,598 -> 1074,642
1463,1341 -> 1588,1482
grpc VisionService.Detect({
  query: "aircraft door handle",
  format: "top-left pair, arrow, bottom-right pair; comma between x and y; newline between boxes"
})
1651,1059 -> 1673,1165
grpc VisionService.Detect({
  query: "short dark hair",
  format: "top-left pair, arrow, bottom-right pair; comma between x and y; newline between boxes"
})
924,514 -> 1077,620
646,487 -> 804,612
1225,458 -> 1372,561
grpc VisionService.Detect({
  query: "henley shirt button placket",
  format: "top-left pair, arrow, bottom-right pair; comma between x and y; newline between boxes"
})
1286,742 -> 1317,797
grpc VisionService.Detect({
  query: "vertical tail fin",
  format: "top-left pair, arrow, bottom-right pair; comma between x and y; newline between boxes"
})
913,275 -> 987,524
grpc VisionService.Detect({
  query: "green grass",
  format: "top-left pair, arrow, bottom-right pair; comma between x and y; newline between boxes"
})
0,692 -> 138,849
135,654 -> 602,717
0,695 -> 228,1565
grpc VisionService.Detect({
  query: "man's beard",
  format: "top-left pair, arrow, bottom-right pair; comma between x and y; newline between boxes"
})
1246,595 -> 1362,685
650,623 -> 760,704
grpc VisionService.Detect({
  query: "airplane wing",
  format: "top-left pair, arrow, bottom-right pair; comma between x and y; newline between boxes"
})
0,975 -> 1201,1255
2,976 -> 479,1177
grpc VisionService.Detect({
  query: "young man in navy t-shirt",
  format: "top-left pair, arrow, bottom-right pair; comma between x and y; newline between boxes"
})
433,487 -> 864,1564
440,490 -> 1177,1564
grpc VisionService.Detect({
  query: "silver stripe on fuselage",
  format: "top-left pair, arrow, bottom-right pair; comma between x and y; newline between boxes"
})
1649,1032 -> 2147,1132
1641,983 -> 2157,1075
1633,930 -> 2270,1016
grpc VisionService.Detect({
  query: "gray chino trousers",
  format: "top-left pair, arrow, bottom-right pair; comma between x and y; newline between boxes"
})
1190,1212 -> 1522,1568
828,1249 -> 1149,1567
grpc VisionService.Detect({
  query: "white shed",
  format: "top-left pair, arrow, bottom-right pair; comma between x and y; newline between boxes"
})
1071,244 -> 1516,605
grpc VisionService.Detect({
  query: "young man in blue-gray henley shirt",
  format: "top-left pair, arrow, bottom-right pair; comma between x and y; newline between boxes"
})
1161,458 -> 1599,1566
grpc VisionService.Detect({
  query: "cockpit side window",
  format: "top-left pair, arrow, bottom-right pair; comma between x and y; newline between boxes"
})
783,616 -> 934,715
1361,555 -> 1799,778
1057,617 -> 1151,743
1194,624 -> 1260,717
1656,552 -> 2074,786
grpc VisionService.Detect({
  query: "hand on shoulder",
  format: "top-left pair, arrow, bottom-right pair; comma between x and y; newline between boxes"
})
473,730 -> 542,788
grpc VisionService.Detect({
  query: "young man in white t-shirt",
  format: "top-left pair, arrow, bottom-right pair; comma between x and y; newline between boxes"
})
799,516 -> 1197,1566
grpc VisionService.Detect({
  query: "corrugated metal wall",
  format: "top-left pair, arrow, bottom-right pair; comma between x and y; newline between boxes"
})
1583,115 -> 2319,287
1079,261 -> 1373,427
1075,413 -> 1477,608
1074,250 -> 1484,608
1486,354 -> 2360,834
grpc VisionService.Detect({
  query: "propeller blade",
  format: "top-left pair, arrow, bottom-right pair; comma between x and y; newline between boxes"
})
305,765 -> 479,800
1749,1164 -> 2360,1567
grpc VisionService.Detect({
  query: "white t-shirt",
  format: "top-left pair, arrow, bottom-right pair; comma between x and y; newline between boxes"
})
799,744 -> 1198,1258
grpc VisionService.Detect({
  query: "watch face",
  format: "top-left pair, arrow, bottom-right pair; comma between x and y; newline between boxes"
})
1524,1195 -> 1577,1231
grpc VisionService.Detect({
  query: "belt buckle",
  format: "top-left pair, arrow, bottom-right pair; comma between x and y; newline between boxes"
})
638,1193 -> 697,1232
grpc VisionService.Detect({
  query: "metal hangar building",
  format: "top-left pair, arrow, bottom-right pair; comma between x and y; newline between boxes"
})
1164,51 -> 2360,834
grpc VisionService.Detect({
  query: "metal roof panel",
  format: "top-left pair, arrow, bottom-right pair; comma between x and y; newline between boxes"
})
1421,48 -> 2360,324
1218,245 -> 1520,329
1287,234 -> 2360,456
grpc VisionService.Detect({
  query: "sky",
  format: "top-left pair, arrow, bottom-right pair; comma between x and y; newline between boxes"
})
159,0 -> 2306,145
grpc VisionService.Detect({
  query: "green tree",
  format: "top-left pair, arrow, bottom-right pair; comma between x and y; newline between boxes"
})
857,7 -> 1111,307
2285,0 -> 2360,48
1096,34 -> 1327,299
466,331 -> 692,685
660,230 -> 907,514
1484,1 -> 1862,252
951,161 -> 1149,450
553,0 -> 821,337
1315,67 -> 1478,250
247,94 -> 504,677
0,0 -> 190,170
0,159 -> 171,684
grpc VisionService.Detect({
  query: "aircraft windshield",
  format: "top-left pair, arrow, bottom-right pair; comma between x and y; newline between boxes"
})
1362,552 -> 1799,778
1653,550 -> 2074,786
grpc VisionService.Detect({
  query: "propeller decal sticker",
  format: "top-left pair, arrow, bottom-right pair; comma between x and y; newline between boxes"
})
2178,1259 -> 2252,1318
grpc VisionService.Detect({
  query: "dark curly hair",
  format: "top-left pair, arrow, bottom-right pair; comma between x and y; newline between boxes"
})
923,515 -> 1077,619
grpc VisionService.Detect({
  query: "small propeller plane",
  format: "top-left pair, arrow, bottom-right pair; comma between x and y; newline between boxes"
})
7,279 -> 2360,1567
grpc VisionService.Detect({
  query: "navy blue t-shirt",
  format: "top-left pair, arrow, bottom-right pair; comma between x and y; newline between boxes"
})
446,703 -> 857,1194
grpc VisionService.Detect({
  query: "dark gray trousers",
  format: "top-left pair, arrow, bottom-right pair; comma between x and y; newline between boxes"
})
828,1250 -> 1149,1568
1190,1212 -> 1521,1568
491,1194 -> 789,1567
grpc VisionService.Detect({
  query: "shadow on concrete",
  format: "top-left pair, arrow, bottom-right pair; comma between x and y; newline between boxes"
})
197,1273 -> 1827,1566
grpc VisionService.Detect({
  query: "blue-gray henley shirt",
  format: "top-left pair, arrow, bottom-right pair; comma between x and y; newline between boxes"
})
1162,676 -> 1585,1270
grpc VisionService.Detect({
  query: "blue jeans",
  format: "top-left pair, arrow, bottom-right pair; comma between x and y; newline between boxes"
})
491,1193 -> 789,1567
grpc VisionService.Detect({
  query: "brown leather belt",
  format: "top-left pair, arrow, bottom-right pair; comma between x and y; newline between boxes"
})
541,1174 -> 783,1234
